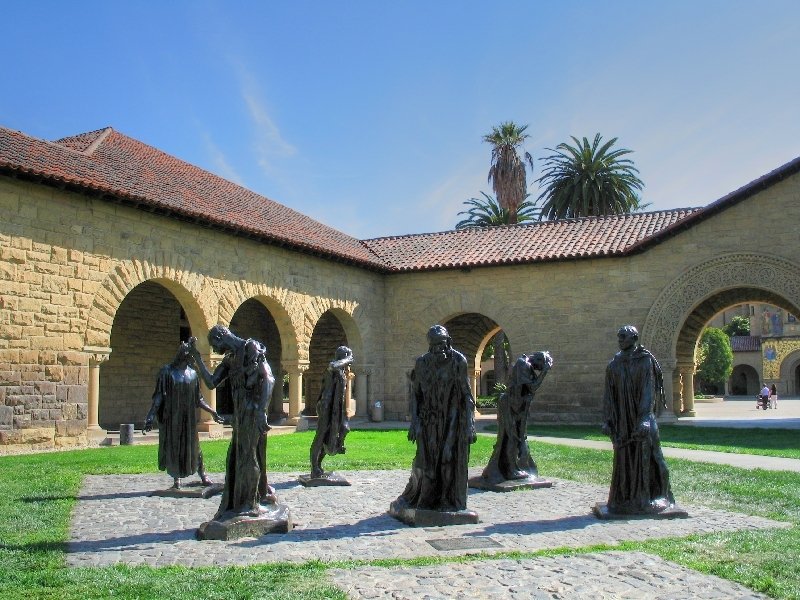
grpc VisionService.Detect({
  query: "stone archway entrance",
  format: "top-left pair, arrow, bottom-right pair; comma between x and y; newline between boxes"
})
644,254 -> 800,417
226,298 -> 285,422
100,281 -> 191,430
440,313 -> 507,405
305,311 -> 350,417
730,364 -> 759,396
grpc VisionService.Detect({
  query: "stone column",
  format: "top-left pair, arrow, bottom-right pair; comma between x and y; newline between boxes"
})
197,352 -> 224,437
658,359 -> 678,423
84,346 -> 111,441
268,366 -> 286,422
472,369 -> 482,417
678,361 -> 696,417
355,366 -> 372,417
346,368 -> 356,417
283,360 -> 309,425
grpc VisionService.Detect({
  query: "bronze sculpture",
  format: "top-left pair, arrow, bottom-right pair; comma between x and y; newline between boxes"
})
189,325 -> 292,539
144,342 -> 224,495
389,325 -> 478,526
593,325 -> 687,519
300,346 -> 353,487
469,351 -> 553,492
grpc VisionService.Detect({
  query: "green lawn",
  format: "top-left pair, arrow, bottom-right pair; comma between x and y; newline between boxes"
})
0,430 -> 798,599
518,424 -> 800,460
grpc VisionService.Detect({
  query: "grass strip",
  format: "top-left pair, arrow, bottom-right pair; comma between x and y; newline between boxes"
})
1,430 -> 798,599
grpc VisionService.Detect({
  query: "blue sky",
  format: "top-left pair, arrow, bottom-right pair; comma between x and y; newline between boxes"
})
3,1 -> 798,239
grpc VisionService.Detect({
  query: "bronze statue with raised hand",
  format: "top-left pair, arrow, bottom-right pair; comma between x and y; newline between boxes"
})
145,341 -> 224,490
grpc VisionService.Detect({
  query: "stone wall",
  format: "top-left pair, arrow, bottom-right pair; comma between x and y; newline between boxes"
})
2,166 -> 800,445
0,176 -> 385,449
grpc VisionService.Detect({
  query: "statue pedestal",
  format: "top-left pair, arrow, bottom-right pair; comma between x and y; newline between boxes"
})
388,500 -> 479,527
468,475 -> 552,492
197,503 -> 293,540
298,472 -> 351,487
592,502 -> 689,520
152,482 -> 224,499
196,422 -> 225,438
294,416 -> 318,432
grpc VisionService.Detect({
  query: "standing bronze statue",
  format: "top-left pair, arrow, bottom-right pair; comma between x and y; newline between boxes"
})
144,342 -> 225,495
189,325 -> 292,539
299,346 -> 353,487
389,325 -> 478,526
469,351 -> 553,491
593,325 -> 687,519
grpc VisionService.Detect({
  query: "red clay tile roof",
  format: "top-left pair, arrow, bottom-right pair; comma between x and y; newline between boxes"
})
361,209 -> 702,271
0,126 -> 385,269
2,125 -> 798,274
730,336 -> 762,352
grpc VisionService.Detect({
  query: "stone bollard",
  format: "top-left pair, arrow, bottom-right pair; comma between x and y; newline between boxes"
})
370,401 -> 383,422
119,423 -> 135,445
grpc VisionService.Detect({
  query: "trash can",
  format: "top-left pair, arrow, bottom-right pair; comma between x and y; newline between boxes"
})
119,423 -> 135,445
370,400 -> 383,423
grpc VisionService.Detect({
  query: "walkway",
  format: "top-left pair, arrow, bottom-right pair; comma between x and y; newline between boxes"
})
69,470 -> 781,598
63,398 -> 800,598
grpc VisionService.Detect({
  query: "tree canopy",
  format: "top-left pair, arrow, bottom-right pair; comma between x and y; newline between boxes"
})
722,315 -> 751,337
455,193 -> 538,229
483,121 -> 534,224
535,133 -> 645,220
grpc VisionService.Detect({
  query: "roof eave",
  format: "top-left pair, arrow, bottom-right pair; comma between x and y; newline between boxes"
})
0,166 -> 391,273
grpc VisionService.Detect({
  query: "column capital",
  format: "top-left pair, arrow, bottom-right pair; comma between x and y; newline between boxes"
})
282,359 -> 310,374
84,346 -> 112,365
659,358 -> 677,370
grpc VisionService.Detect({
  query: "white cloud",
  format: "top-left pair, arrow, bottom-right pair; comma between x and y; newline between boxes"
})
231,61 -> 296,177
201,133 -> 244,186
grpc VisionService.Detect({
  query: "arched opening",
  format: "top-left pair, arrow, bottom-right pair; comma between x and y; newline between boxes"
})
673,287 -> 800,414
100,281 -> 192,430
780,351 -> 800,396
796,364 -> 800,396
226,298 -> 285,421
439,313 -> 508,408
729,364 -> 759,396
304,311 -> 350,416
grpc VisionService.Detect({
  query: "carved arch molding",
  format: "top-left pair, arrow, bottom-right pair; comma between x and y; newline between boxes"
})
643,253 -> 800,363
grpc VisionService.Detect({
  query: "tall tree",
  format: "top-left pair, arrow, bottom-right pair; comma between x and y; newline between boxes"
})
455,193 -> 538,229
696,327 -> 734,394
484,122 -> 534,224
536,133 -> 645,220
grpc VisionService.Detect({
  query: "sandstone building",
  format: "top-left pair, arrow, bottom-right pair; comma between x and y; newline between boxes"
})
1,125 -> 799,450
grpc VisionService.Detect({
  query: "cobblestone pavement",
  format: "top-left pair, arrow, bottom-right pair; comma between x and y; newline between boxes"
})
328,551 -> 769,599
68,469 -> 786,570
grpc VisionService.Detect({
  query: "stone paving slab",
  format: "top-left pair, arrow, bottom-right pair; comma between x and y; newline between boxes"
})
328,551 -> 768,599
67,469 -> 787,569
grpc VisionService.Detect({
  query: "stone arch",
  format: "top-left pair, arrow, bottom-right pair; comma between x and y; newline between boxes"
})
217,282 -> 302,361
729,364 -> 759,396
304,307 -> 365,415
84,256 -> 216,351
643,253 -> 800,414
414,291 -> 528,359
643,253 -> 800,364
778,347 -> 800,395
303,298 -> 365,357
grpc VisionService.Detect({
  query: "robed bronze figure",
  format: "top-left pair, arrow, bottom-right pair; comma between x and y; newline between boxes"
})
594,325 -> 686,519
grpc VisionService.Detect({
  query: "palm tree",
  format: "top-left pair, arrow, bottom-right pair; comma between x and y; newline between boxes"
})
484,122 -> 534,224
536,133 -> 645,220
455,192 -> 538,229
